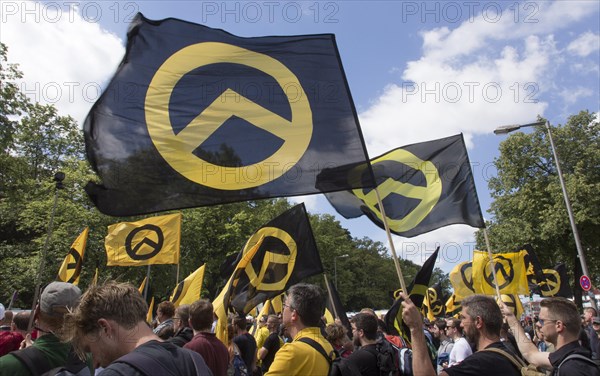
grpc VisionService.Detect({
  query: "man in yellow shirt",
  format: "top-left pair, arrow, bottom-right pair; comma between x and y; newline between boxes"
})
266,283 -> 334,376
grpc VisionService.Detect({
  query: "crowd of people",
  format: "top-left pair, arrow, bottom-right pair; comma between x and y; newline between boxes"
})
0,281 -> 599,375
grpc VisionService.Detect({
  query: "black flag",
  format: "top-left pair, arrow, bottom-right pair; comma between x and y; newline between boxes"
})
84,13 -> 374,216
325,134 -> 484,237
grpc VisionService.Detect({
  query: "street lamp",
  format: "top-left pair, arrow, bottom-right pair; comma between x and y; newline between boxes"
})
334,254 -> 349,289
494,121 -> 598,311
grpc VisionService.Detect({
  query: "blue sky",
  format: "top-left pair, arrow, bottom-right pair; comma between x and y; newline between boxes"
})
2,0 -> 599,274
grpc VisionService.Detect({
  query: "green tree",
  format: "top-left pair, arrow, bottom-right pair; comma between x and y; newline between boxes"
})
480,110 -> 600,307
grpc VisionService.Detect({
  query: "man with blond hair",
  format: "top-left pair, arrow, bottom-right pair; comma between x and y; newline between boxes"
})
64,281 -> 211,376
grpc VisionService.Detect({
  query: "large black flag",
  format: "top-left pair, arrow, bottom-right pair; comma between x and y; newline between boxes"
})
324,134 -> 484,237
226,203 -> 323,314
84,13 -> 375,216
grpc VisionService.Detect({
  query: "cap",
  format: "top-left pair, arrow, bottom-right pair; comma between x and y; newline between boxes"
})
40,282 -> 81,317
0,303 -> 4,321
593,317 -> 600,325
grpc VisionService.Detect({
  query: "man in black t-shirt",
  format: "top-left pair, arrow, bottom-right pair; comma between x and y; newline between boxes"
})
503,297 -> 600,376
402,293 -> 521,376
258,315 -> 282,373
346,313 -> 380,376
233,315 -> 258,374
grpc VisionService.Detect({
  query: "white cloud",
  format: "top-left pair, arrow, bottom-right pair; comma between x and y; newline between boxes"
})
1,1 -> 124,124
558,87 -> 593,105
567,32 -> 600,57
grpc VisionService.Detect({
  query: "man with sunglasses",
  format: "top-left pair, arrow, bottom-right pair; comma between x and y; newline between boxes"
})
503,296 -> 600,375
265,283 -> 334,376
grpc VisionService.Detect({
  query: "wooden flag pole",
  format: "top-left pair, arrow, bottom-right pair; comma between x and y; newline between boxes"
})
144,265 -> 151,301
323,274 -> 339,319
374,188 -> 408,295
483,228 -> 502,300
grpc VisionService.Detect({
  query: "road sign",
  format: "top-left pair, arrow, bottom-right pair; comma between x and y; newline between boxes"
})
580,275 -> 592,292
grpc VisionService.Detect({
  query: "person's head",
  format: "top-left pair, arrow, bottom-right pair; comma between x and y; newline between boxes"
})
157,301 -> 175,322
445,318 -> 462,339
432,319 -> 447,339
350,312 -> 378,347
233,315 -> 248,334
11,310 -> 30,333
188,300 -> 213,332
584,307 -> 597,323
283,283 -> 326,329
258,315 -> 268,328
360,308 -> 377,317
64,281 -> 149,368
539,297 -> 582,346
1,310 -> 13,326
325,323 -> 347,346
173,304 -> 190,331
460,295 -> 502,344
266,315 -> 280,333
38,282 -> 81,333
592,317 -> 600,333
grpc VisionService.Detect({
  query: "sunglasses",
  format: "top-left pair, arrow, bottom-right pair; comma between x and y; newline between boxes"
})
538,318 -> 557,326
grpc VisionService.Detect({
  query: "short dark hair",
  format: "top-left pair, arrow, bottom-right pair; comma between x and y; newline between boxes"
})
462,295 -> 502,336
541,297 -> 581,337
351,313 -> 378,340
188,300 -> 213,331
175,304 -> 191,328
287,283 -> 326,327
435,319 -> 447,331
233,315 -> 248,332
449,318 -> 463,334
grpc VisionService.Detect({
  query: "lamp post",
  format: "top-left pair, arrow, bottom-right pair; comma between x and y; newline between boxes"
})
334,254 -> 349,289
494,121 -> 597,311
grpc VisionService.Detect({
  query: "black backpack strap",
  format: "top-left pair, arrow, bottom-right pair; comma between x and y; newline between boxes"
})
10,346 -> 52,375
115,348 -> 180,376
557,353 -> 599,375
297,337 -> 333,366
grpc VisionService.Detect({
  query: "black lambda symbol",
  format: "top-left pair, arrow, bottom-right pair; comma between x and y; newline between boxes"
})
484,256 -> 514,290
125,224 -> 164,261
66,248 -> 82,283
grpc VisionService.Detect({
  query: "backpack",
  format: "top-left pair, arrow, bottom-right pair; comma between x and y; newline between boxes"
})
481,347 -> 546,376
228,347 -> 249,376
114,342 -> 208,376
364,339 -> 400,376
297,337 -> 362,376
10,345 -> 91,376
555,353 -> 600,375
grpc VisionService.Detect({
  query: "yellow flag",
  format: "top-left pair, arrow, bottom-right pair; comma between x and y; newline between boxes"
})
105,213 -> 181,266
472,250 -> 529,295
449,261 -> 475,299
57,228 -> 89,285
270,294 -> 283,315
138,277 -> 147,294
324,307 -> 335,325
91,268 -> 99,286
170,264 -> 205,307
147,297 -> 155,324
445,294 -> 461,317
213,235 -> 264,344
500,294 -> 524,318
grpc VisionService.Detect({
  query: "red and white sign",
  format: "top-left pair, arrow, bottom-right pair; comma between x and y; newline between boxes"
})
580,275 -> 592,291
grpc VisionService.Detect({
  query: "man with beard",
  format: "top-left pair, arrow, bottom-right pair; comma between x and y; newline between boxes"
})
345,313 -> 380,376
503,297 -> 600,375
402,293 -> 521,376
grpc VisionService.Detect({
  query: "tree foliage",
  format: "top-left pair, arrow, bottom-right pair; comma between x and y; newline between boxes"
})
479,111 -> 600,306
0,42 -> 441,311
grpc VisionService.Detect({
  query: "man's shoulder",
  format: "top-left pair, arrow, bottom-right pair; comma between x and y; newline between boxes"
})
0,352 -> 29,376
445,343 -> 520,376
101,362 -> 145,376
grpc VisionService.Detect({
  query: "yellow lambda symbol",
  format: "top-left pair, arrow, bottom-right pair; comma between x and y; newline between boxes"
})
242,227 -> 297,291
352,149 -> 442,232
145,42 -> 312,190
540,268 -> 560,297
